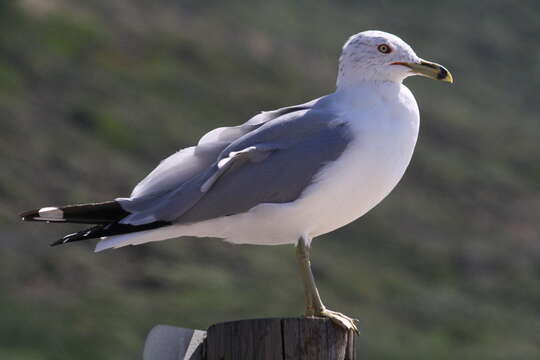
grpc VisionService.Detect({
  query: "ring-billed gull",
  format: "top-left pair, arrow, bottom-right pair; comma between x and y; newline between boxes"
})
21,30 -> 452,332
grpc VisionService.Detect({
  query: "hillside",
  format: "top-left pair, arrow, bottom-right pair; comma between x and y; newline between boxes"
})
1,1 -> 539,359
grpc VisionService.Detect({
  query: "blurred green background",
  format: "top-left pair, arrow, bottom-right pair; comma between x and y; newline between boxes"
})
1,0 -> 539,359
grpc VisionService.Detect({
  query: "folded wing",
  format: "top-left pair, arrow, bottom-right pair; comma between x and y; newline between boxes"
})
118,97 -> 352,226
129,99 -> 319,198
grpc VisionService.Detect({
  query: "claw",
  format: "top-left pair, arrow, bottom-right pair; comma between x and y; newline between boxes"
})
314,308 -> 359,334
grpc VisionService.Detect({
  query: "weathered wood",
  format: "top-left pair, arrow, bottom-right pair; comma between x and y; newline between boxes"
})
205,318 -> 355,360
281,318 -> 355,360
143,318 -> 356,359
206,318 -> 283,360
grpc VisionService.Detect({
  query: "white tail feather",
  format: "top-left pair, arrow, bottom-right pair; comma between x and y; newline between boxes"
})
94,225 -> 179,252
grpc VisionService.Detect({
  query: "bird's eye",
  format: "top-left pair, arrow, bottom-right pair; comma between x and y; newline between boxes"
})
377,44 -> 392,54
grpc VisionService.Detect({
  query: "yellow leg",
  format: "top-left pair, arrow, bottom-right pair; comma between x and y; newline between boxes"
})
296,237 -> 359,334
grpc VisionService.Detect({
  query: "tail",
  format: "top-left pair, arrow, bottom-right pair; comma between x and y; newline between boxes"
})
20,201 -> 170,247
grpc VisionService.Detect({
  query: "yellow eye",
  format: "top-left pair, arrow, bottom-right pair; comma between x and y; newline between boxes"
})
377,44 -> 392,54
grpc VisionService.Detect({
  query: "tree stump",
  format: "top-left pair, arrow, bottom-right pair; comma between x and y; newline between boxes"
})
143,317 -> 356,360
206,318 -> 355,360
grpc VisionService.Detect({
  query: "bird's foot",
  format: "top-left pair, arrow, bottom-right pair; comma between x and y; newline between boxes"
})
311,308 -> 359,334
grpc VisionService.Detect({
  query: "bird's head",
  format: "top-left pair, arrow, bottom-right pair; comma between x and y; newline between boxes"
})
337,30 -> 453,88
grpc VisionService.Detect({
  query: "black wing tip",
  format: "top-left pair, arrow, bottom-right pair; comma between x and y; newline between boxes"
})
50,238 -> 65,247
19,209 -> 39,221
49,220 -> 172,248
19,201 -> 129,224
50,231 -> 84,247
50,236 -> 74,246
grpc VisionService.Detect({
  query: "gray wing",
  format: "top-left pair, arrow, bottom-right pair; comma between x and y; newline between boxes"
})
128,98 -> 320,199
118,99 -> 351,225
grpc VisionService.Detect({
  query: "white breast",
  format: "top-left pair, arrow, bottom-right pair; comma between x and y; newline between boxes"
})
293,83 -> 420,238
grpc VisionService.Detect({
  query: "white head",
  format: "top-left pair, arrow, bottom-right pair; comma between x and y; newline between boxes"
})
336,30 -> 452,88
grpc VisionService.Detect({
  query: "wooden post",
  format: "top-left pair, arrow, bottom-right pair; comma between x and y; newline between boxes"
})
144,318 -> 356,360
206,318 -> 355,360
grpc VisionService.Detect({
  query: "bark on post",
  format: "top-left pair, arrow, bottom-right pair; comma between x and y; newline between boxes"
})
205,317 -> 355,360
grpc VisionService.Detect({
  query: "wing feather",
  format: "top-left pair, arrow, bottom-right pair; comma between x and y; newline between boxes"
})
129,99 -> 318,198
119,96 -> 351,225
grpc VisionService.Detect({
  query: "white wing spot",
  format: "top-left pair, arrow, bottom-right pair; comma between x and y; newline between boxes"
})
38,207 -> 64,220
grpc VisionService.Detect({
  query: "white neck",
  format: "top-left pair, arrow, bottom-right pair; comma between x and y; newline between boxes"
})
334,79 -> 402,103
336,70 -> 405,90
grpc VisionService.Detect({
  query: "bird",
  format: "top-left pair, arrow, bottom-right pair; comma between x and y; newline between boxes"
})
20,30 -> 452,333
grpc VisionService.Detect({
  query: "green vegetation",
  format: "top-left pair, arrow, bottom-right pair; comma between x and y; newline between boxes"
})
1,0 -> 539,359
